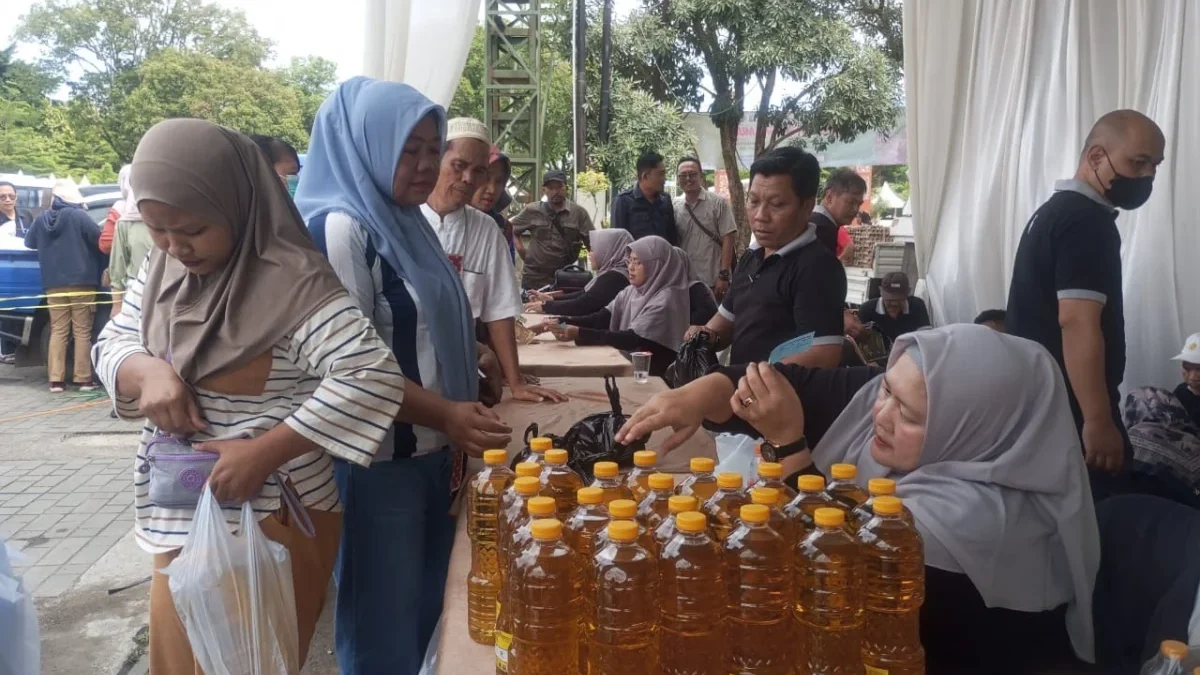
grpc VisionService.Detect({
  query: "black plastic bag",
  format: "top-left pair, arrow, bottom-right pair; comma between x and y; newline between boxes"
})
562,376 -> 645,483
664,331 -> 719,389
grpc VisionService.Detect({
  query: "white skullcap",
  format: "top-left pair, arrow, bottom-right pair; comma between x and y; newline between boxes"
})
446,117 -> 491,145
53,180 -> 85,205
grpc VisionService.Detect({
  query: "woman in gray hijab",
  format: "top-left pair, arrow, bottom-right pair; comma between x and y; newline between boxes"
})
617,324 -> 1101,673
525,228 -> 634,316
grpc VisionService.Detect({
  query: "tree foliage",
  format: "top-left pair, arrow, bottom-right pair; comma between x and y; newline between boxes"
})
587,77 -> 695,190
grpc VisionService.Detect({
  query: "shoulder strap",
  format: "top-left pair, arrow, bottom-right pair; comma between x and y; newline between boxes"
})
684,201 -> 723,247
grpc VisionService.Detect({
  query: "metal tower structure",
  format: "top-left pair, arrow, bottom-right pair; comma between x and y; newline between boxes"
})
484,0 -> 543,201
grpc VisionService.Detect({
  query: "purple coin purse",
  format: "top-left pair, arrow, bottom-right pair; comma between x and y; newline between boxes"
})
139,434 -> 221,509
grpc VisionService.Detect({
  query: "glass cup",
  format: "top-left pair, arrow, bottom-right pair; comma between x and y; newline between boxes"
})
631,351 -> 652,383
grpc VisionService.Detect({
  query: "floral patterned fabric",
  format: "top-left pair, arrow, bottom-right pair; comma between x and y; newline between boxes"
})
1123,386 -> 1200,493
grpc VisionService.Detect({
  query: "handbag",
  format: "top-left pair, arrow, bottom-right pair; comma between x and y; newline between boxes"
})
553,263 -> 592,290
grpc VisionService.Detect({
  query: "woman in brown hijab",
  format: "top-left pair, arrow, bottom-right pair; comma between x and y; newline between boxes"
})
91,118 -> 406,673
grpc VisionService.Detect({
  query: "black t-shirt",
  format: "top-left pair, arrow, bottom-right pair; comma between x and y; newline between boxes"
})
857,296 -> 932,344
720,227 -> 847,364
1006,183 -> 1125,429
611,185 -> 679,245
1175,383 -> 1200,428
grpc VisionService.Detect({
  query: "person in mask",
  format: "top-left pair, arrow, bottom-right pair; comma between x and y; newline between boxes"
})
1006,109 -> 1165,499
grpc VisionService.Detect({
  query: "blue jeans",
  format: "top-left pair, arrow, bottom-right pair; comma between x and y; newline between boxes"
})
333,449 -> 456,675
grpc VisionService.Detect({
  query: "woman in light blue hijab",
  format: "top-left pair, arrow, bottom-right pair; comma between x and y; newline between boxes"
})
296,77 -> 512,674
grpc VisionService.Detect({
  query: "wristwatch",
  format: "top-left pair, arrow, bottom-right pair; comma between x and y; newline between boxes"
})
759,435 -> 809,463
718,269 -> 731,282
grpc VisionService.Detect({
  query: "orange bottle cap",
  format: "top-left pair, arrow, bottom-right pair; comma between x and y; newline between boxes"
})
515,462 -> 541,478
750,487 -> 779,505
798,475 -> 826,492
648,473 -> 674,490
668,495 -> 698,513
830,463 -> 857,480
529,437 -> 553,452
1161,640 -> 1188,659
690,457 -> 715,473
675,511 -> 706,533
528,496 -> 556,517
633,450 -> 657,467
545,449 -> 568,464
717,472 -> 743,489
608,499 -> 637,519
867,477 -> 896,495
593,461 -> 619,478
514,476 -> 541,495
814,507 -> 845,528
872,495 -> 903,516
483,449 -> 508,465
739,504 -> 769,523
577,487 -> 604,505
757,462 -> 783,479
530,518 -> 562,540
607,520 -> 638,542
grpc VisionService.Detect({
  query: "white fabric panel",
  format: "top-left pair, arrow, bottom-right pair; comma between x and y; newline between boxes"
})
905,0 -> 1200,391
362,0 -> 482,108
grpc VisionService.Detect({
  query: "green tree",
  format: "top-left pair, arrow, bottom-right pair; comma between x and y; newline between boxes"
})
448,27 -> 485,120
276,56 -> 338,144
587,77 -> 695,191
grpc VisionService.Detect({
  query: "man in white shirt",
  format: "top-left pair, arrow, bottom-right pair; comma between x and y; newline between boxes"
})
672,157 -> 737,299
422,118 -> 564,403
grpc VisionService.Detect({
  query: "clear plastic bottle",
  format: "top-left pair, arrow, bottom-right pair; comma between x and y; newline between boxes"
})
783,475 -> 840,543
636,472 -> 674,534
654,495 -> 700,555
509,518 -> 578,675
751,461 -> 797,506
825,463 -> 868,510
541,449 -> 584,522
625,450 -> 659,502
657,511 -> 725,675
723,504 -> 793,675
590,461 -> 635,504
677,457 -> 719,503
564,487 -> 609,675
1140,641 -> 1190,675
795,507 -> 864,675
468,449 -> 515,644
750,487 -> 796,552
528,436 -> 553,466
495,476 -> 544,668
589,520 -> 659,675
501,462 -> 545,520
702,472 -> 751,543
850,478 -> 914,533
859,496 -> 925,675
499,476 -> 544,588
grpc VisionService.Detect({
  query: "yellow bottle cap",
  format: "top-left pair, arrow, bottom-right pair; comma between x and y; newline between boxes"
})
668,495 -> 698,513
690,457 -> 715,473
530,518 -> 562,540
830,463 -> 857,480
607,520 -> 638,542
751,487 -> 779,505
872,495 -> 903,516
528,496 -> 556,517
633,450 -> 657,467
593,461 -> 619,478
739,504 -> 769,523
530,437 -> 553,452
717,472 -> 743,489
545,448 -> 568,465
514,476 -> 541,495
675,511 -> 706,533
798,475 -> 826,492
648,473 -> 674,490
483,449 -> 508,465
757,462 -> 783,479
867,478 -> 896,496
814,507 -> 845,528
608,499 -> 637,519
1162,640 -> 1188,659
515,462 -> 541,478
577,487 -> 604,505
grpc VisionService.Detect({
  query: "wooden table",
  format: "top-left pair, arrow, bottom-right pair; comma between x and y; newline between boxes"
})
517,313 -> 633,378
434,376 -> 716,674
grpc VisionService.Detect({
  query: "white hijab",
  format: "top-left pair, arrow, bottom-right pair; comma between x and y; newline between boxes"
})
812,324 -> 1100,663
606,235 -> 689,350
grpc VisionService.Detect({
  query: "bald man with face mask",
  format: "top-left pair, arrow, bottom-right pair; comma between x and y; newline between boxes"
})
1007,110 -> 1165,493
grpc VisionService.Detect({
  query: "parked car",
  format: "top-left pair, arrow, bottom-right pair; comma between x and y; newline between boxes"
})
78,183 -> 119,198
0,174 -> 53,219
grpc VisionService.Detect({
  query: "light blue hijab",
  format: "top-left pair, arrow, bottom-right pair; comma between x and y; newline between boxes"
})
295,77 -> 477,402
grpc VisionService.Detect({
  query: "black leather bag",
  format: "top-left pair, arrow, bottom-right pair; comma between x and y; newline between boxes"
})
665,331 -> 720,389
553,263 -> 592,291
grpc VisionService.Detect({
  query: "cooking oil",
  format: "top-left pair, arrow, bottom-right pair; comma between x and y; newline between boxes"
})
528,436 -> 553,466
677,457 -> 719,502
795,507 -> 864,675
495,475 -> 544,667
654,495 -> 700,554
589,520 -> 658,675
850,478 -> 914,533
859,497 -> 924,675
783,475 -> 840,543
825,464 -> 868,510
541,449 -> 584,521
657,511 -> 725,675
750,487 -> 796,552
508,518 -> 577,675
751,461 -> 797,505
723,504 -> 793,675
467,449 -> 515,644
590,461 -> 634,504
702,472 -> 751,543
636,472 -> 674,537
564,487 -> 609,675
625,450 -> 659,502
501,462 -> 545,522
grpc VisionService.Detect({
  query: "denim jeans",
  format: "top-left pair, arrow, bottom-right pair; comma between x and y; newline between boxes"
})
333,449 -> 456,675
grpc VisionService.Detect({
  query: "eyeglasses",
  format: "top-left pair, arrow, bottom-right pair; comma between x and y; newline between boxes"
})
0,194 -> 15,201
677,172 -> 700,180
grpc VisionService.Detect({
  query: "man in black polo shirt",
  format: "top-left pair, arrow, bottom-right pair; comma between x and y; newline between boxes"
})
687,147 -> 846,367
1007,109 -> 1164,480
857,272 -> 931,344
810,168 -> 866,262
610,151 -> 679,245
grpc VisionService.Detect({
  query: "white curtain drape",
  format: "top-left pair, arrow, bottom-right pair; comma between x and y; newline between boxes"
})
905,0 -> 1200,391
362,0 -> 482,108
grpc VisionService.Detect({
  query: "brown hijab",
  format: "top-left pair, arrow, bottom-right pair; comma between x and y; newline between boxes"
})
132,119 -> 346,383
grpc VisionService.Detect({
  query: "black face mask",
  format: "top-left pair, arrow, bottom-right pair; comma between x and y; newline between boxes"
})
1096,151 -> 1154,210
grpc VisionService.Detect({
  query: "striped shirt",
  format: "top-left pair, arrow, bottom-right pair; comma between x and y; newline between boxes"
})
92,260 -> 405,554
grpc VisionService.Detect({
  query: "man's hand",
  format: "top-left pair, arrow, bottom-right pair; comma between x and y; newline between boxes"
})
713,278 -> 729,301
550,324 -> 579,342
509,383 -> 568,404
683,325 -> 712,343
136,358 -> 206,435
616,387 -> 706,453
1082,417 -> 1125,475
445,401 -> 512,457
197,437 -> 276,504
728,362 -> 805,445
478,345 -> 504,403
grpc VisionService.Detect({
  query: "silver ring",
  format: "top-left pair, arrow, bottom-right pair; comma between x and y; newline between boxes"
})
742,396 -> 755,407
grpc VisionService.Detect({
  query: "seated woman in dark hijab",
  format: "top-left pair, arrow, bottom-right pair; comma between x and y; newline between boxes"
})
618,324 -> 1101,674
524,228 -> 632,316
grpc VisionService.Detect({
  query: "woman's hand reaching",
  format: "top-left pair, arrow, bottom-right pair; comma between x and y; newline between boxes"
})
131,356 -> 206,435
617,387 -> 707,453
728,362 -> 806,445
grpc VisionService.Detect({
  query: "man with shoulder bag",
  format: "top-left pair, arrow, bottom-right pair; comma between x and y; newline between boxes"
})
673,157 -> 736,299
511,170 -> 595,290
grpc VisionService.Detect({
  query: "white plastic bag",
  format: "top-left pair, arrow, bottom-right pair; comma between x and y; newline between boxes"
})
0,539 -> 39,675
163,486 -> 299,675
417,614 -> 444,675
715,432 -> 761,485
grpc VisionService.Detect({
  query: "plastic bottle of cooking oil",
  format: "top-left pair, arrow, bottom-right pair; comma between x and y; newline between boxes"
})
858,496 -> 925,675
850,478 -> 914,533
784,475 -> 840,543
636,472 -> 674,533
657,511 -> 725,675
582,498 -> 640,673
825,463 -> 868,509
528,436 -> 553,466
702,472 -> 751,543
598,499 -> 640,545
467,449 -> 515,644
540,449 -> 583,522
1140,640 -> 1190,675
677,457 -> 719,502
589,520 -> 659,675
750,487 -> 796,552
751,461 -> 797,505
564,487 -> 609,675
795,507 -> 865,675
590,461 -> 634,504
625,450 -> 659,502
508,518 -> 577,675
495,475 -> 544,667
501,462 -> 545,520
723,504 -> 793,675
654,495 -> 700,554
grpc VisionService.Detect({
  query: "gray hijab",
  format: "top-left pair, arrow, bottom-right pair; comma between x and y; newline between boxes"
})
606,235 -> 689,350
811,324 -> 1100,663
585,228 -> 632,290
